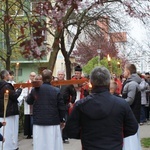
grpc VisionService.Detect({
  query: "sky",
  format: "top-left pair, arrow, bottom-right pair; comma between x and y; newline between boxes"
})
129,19 -> 148,49
127,18 -> 150,72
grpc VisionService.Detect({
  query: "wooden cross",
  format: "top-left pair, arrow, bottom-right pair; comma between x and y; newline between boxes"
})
14,78 -> 89,88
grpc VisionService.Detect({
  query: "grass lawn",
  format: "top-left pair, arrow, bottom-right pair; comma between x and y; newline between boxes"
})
141,138 -> 150,148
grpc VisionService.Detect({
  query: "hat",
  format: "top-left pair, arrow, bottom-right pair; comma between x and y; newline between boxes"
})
75,65 -> 82,72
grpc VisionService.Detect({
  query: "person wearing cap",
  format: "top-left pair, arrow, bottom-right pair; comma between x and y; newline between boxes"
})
72,65 -> 89,102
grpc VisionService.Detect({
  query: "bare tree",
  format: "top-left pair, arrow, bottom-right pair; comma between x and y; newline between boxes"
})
19,0 -> 150,78
72,33 -> 119,65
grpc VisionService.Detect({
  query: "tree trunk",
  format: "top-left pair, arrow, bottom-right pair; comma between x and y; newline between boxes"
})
48,48 -> 59,72
48,26 -> 64,71
60,34 -> 72,79
64,58 -> 72,79
6,56 -> 10,70
4,0 -> 11,70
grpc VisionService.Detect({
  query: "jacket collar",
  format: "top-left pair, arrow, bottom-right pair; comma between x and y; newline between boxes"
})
91,86 -> 109,93
43,82 -> 51,85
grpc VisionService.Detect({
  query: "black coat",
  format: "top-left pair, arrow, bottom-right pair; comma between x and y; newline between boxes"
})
0,122 -> 3,141
27,82 -> 66,125
66,87 -> 138,150
0,81 -> 22,117
58,84 -> 76,105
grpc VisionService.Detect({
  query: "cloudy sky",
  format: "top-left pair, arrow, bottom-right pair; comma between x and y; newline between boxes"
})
129,19 -> 148,48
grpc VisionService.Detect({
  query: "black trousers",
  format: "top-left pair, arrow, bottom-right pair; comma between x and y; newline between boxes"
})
24,115 -> 33,136
62,111 -> 69,140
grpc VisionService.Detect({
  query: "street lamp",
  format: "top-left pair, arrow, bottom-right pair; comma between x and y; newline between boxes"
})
107,54 -> 112,74
97,49 -> 101,65
107,54 -> 111,65
117,61 -> 121,69
15,62 -> 19,83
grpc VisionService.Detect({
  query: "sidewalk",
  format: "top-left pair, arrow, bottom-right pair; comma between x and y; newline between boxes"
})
18,135 -> 82,150
18,123 -> 150,150
139,123 -> 150,150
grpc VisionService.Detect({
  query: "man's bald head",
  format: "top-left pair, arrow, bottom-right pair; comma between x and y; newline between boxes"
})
29,72 -> 36,81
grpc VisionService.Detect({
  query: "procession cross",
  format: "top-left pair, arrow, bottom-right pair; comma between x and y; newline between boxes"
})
14,78 -> 89,89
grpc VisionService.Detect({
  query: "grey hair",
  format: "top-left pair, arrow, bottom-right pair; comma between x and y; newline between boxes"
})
0,70 -> 9,80
90,66 -> 111,87
57,70 -> 65,75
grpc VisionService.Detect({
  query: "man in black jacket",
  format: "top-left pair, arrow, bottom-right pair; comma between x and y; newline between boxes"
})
27,69 -> 66,150
57,70 -> 76,143
66,66 -> 138,150
0,70 -> 22,150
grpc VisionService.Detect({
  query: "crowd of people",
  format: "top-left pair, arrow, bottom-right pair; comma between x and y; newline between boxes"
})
0,63 -> 149,150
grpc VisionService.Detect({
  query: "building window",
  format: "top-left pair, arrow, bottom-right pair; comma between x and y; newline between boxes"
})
31,0 -> 38,13
15,68 -> 22,76
9,2 -> 24,16
18,69 -> 22,76
30,0 -> 45,15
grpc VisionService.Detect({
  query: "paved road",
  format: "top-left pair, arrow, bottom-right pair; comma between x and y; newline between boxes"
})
18,138 -> 81,150
18,123 -> 150,150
